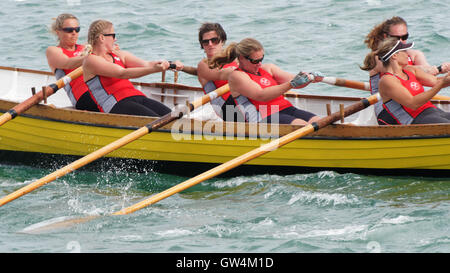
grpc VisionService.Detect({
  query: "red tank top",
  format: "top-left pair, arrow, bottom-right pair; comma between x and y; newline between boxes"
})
384,69 -> 436,118
86,53 -> 145,113
213,61 -> 238,101
238,67 -> 292,118
57,44 -> 89,100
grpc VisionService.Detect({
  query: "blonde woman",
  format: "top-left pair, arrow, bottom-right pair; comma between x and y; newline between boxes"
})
209,38 -> 321,125
361,38 -> 450,125
46,13 -> 98,111
83,20 -> 183,116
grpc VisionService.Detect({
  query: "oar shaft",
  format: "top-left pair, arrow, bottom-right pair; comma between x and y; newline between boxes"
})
0,67 -> 83,127
114,94 -> 380,215
321,76 -> 450,101
321,77 -> 371,91
0,126 -> 149,207
0,84 -> 230,207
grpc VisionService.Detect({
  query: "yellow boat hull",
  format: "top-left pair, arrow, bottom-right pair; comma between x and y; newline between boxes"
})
1,112 -> 449,173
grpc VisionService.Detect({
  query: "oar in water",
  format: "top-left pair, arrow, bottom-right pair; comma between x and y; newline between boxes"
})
0,67 -> 83,127
0,84 -> 230,208
22,93 -> 381,233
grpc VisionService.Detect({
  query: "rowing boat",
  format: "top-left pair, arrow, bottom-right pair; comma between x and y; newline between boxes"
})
1,65 -> 449,176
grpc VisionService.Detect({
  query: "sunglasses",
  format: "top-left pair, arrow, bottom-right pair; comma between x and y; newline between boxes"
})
201,37 -> 220,46
388,33 -> 409,41
62,27 -> 80,33
245,55 -> 264,64
103,33 -> 116,39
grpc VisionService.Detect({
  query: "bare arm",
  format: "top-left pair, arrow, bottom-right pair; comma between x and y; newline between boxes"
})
408,49 -> 440,75
46,46 -> 85,72
197,59 -> 235,87
379,73 -> 450,110
263,63 -> 294,84
83,53 -> 169,81
228,70 -> 291,101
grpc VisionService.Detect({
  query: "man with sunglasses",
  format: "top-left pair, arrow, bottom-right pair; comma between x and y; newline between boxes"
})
196,22 -> 248,122
364,16 -> 450,117
46,13 -> 98,111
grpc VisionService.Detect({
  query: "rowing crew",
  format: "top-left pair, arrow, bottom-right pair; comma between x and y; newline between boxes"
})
47,14 -> 450,126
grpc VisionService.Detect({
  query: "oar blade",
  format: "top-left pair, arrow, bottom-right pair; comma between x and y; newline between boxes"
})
19,215 -> 101,234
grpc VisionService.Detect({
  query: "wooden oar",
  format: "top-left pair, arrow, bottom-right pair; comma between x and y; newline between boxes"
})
21,93 -> 380,233
317,76 -> 450,101
0,67 -> 83,127
0,84 -> 230,208
114,93 -> 380,215
320,76 -> 371,91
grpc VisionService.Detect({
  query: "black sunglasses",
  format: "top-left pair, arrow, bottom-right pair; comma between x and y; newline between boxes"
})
388,33 -> 409,41
62,27 -> 80,33
103,33 -> 116,39
245,55 -> 264,64
201,37 -> 220,46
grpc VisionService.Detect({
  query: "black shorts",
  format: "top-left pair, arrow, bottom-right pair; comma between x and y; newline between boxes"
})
262,106 -> 316,124
110,95 -> 171,117
75,91 -> 100,112
412,107 -> 450,124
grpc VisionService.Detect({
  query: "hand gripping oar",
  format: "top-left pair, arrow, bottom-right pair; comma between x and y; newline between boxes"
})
0,67 -> 83,127
0,84 -> 230,208
22,93 -> 380,233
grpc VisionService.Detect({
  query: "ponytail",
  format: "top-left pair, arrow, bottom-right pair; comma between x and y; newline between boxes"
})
208,38 -> 264,69
208,42 -> 238,69
360,51 -> 378,71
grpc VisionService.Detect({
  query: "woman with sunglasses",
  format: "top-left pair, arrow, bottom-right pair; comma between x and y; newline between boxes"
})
361,38 -> 450,125
209,38 -> 321,125
364,16 -> 450,117
46,13 -> 98,111
196,22 -> 243,122
82,19 -> 183,117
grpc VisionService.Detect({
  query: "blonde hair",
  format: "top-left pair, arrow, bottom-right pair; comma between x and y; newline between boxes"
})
360,37 -> 399,71
87,19 -> 113,46
209,38 -> 263,69
51,13 -> 79,39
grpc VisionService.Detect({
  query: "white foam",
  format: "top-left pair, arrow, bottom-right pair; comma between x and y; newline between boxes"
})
379,215 -> 423,225
155,228 -> 194,238
287,191 -> 359,206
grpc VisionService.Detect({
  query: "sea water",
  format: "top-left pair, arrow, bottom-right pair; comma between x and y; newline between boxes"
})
0,0 -> 449,254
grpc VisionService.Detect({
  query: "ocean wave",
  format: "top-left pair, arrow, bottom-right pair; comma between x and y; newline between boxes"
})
273,224 -> 368,240
379,215 -> 426,225
287,191 -> 360,207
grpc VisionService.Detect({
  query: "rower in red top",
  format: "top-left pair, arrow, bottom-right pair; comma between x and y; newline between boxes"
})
209,38 -> 322,125
196,23 -> 240,121
361,38 -> 450,125
46,13 -> 98,111
83,19 -> 183,117
363,16 -> 450,117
